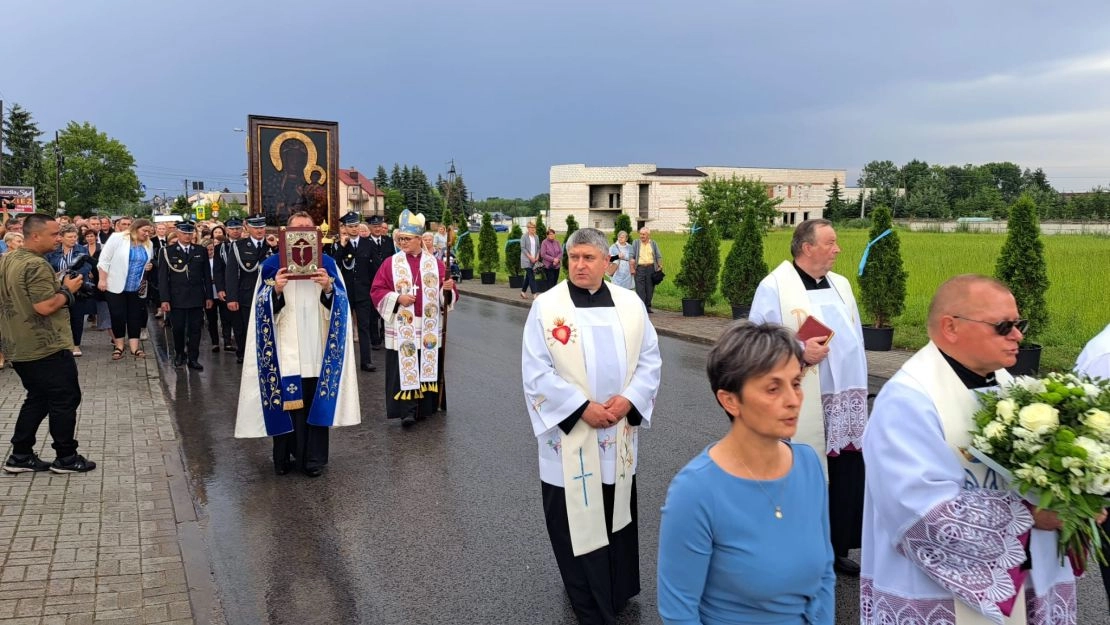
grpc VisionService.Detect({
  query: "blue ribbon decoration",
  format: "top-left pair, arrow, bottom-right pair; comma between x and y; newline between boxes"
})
254,254 -> 349,435
857,228 -> 893,277
451,230 -> 471,254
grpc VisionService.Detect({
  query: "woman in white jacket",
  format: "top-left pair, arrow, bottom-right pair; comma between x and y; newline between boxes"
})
96,219 -> 154,360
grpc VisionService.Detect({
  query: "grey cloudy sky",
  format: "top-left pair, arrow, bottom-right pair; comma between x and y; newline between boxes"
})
5,0 -> 1110,199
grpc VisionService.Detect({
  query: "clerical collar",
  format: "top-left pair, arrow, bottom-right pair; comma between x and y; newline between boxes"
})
939,349 -> 997,389
793,262 -> 829,290
567,280 -> 614,308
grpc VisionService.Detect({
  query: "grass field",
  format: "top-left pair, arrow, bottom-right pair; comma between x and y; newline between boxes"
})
484,229 -> 1110,371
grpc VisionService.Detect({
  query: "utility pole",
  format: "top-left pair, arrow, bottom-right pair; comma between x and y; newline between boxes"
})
54,130 -> 61,213
0,99 -> 5,185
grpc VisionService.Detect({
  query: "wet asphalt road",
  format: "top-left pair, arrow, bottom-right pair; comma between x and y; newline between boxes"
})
154,298 -> 1110,625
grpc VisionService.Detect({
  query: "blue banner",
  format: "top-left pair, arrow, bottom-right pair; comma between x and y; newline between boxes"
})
858,229 -> 893,277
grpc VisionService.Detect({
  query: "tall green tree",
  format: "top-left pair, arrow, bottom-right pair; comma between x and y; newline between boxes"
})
561,214 -> 579,276
693,175 -> 781,238
44,121 -> 140,215
900,159 -> 931,197
613,213 -> 632,242
505,223 -> 523,277
1,103 -> 45,188
995,194 -> 1048,341
534,213 -> 547,240
374,165 -> 389,191
858,160 -> 899,190
824,178 -> 847,222
719,205 -> 766,309
477,212 -> 500,275
858,205 -> 907,328
904,178 -> 950,218
674,206 -> 720,302
383,188 -> 405,225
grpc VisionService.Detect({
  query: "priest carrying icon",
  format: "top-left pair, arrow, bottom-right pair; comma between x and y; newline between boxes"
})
234,211 -> 360,477
521,227 -> 662,624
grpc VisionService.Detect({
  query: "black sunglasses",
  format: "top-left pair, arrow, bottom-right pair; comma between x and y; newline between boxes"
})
952,315 -> 1029,336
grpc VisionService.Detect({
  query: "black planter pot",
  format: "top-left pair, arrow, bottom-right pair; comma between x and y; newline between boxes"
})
1006,343 -> 1042,377
862,326 -> 894,351
731,304 -> 751,320
460,268 -> 474,280
681,298 -> 704,317
480,272 -> 496,285
508,275 -> 524,289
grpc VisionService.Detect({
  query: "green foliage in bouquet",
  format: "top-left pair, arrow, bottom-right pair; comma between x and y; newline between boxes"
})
971,372 -> 1110,563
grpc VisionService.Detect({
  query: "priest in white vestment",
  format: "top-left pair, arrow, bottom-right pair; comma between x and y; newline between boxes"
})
749,218 -> 869,576
862,275 -> 1077,625
522,227 -> 662,625
235,212 -> 361,477
1076,322 -> 1110,609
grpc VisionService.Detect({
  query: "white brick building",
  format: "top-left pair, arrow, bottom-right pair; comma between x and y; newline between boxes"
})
549,163 -> 846,232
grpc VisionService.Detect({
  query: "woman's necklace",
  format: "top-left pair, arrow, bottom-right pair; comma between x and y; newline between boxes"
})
735,451 -> 787,519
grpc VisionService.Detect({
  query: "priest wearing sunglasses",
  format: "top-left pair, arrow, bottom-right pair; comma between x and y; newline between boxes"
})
860,275 -> 1076,625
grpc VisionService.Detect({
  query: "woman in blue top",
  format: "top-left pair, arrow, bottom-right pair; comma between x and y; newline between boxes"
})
658,321 -> 834,625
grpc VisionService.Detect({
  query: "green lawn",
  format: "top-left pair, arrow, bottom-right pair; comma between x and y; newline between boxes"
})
476,229 -> 1110,372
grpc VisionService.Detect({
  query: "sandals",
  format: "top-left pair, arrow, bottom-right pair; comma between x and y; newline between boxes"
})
131,349 -> 146,359
111,348 -> 124,361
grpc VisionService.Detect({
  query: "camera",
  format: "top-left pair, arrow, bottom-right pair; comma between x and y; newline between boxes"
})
448,259 -> 461,282
65,254 -> 99,300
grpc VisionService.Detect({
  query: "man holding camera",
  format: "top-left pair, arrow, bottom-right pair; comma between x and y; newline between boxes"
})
0,214 -> 97,474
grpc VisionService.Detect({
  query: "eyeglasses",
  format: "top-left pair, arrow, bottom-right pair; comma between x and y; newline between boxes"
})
396,235 -> 416,242
952,315 -> 1029,336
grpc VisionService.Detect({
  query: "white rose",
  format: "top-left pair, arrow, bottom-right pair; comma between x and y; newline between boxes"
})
1082,383 -> 1101,399
972,436 -> 993,455
1082,409 -> 1110,440
995,399 -> 1018,424
983,421 -> 1007,440
1090,473 -> 1110,496
1012,376 -> 1047,395
1018,403 -> 1059,435
1075,436 -> 1104,461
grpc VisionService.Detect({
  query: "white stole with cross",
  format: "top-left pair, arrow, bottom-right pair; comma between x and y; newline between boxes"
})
540,282 -> 643,556
768,261 -> 859,476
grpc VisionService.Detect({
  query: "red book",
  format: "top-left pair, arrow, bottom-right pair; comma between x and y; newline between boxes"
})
796,315 -> 834,346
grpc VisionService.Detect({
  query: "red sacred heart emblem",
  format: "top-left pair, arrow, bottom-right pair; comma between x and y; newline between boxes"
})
291,237 -> 314,266
551,319 -> 571,345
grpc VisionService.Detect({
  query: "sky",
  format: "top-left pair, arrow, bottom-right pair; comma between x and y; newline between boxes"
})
4,0 -> 1110,201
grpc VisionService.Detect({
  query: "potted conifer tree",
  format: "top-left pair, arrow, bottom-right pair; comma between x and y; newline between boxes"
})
995,193 -> 1049,375
562,214 -> 579,280
506,223 -> 524,289
456,219 -> 475,280
477,212 -> 499,285
675,206 -> 720,317
719,205 -> 767,319
858,205 -> 907,351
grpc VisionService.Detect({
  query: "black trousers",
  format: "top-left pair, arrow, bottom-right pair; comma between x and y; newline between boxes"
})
350,298 -> 373,366
169,306 -> 204,361
522,267 -> 538,294
272,377 -> 329,472
1101,517 -> 1110,608
368,306 -> 384,347
10,350 -> 81,458
542,479 -> 640,625
634,265 -> 655,309
828,450 -> 865,558
105,290 -> 147,339
233,305 -> 251,356
69,298 -> 95,347
204,304 -> 220,345
384,350 -> 440,419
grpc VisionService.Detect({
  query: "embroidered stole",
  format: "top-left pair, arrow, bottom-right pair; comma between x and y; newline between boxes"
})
901,342 -> 1025,625
541,282 -> 643,556
390,251 -> 441,399
769,261 -> 858,475
253,256 -> 350,434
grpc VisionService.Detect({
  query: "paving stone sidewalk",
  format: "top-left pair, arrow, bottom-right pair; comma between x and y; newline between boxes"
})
0,331 -> 216,625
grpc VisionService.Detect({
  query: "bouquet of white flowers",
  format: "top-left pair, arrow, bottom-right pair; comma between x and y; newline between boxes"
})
970,372 -> 1110,565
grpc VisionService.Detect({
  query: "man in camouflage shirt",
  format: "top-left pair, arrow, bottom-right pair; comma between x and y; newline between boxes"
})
0,214 -> 97,474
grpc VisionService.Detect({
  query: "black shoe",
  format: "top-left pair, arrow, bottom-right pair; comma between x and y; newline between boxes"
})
50,454 -> 97,474
236,356 -> 244,364
173,354 -> 186,368
224,342 -> 235,351
646,307 -> 654,313
211,345 -> 220,353
371,344 -> 383,351
3,453 -> 51,474
302,466 -> 323,478
401,415 -> 416,427
187,361 -> 204,371
274,461 -> 292,476
361,363 -> 377,372
833,556 -> 860,576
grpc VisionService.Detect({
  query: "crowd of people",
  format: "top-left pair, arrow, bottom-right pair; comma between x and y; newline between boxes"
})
1,206 -> 1107,623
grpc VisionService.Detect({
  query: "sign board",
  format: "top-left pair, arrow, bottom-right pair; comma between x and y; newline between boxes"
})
0,186 -> 36,213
